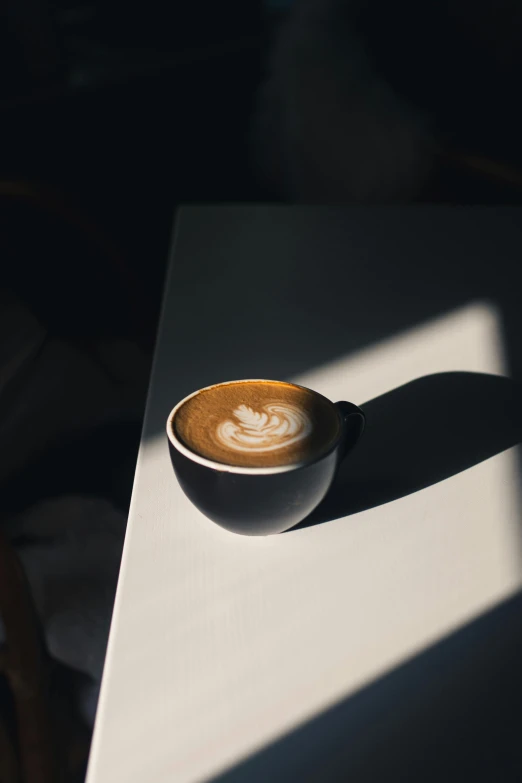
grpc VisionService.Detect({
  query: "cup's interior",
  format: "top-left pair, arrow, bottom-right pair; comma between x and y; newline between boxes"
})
167,379 -> 342,474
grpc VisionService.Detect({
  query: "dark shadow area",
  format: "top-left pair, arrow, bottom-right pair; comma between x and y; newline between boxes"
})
0,421 -> 142,519
296,371 -> 522,529
214,588 -> 522,782
143,207 -> 522,440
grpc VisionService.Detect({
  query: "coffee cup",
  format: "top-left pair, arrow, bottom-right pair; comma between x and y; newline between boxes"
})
166,379 -> 365,535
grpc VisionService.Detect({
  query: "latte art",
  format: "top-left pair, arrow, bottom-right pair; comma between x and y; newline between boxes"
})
172,380 -> 340,468
216,403 -> 312,453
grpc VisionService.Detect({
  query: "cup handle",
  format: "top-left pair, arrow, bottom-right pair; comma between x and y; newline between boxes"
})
335,401 -> 365,460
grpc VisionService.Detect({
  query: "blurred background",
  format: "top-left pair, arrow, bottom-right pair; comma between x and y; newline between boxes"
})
1,1 -> 522,780
0,0 -> 270,336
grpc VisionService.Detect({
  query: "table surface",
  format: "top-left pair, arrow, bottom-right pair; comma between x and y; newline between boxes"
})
86,206 -> 522,783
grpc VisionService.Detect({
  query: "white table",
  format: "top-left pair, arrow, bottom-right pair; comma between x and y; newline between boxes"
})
87,207 -> 522,783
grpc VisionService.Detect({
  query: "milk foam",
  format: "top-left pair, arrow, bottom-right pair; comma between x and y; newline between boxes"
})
216,403 -> 312,453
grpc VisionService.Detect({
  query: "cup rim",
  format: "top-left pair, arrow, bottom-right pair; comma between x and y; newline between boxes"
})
166,379 -> 343,475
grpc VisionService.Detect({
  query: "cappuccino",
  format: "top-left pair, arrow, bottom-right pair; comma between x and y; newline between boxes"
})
172,380 -> 340,468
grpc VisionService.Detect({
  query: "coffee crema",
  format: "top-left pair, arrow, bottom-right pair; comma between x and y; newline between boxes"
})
172,381 -> 340,468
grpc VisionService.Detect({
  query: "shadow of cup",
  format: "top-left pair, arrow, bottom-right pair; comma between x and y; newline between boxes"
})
295,371 -> 522,530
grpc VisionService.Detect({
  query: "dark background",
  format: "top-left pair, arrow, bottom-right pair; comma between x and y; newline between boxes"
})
2,0 -> 522,344
0,0 -> 271,342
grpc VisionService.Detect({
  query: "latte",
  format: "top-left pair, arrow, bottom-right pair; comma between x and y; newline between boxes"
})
172,380 -> 340,468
